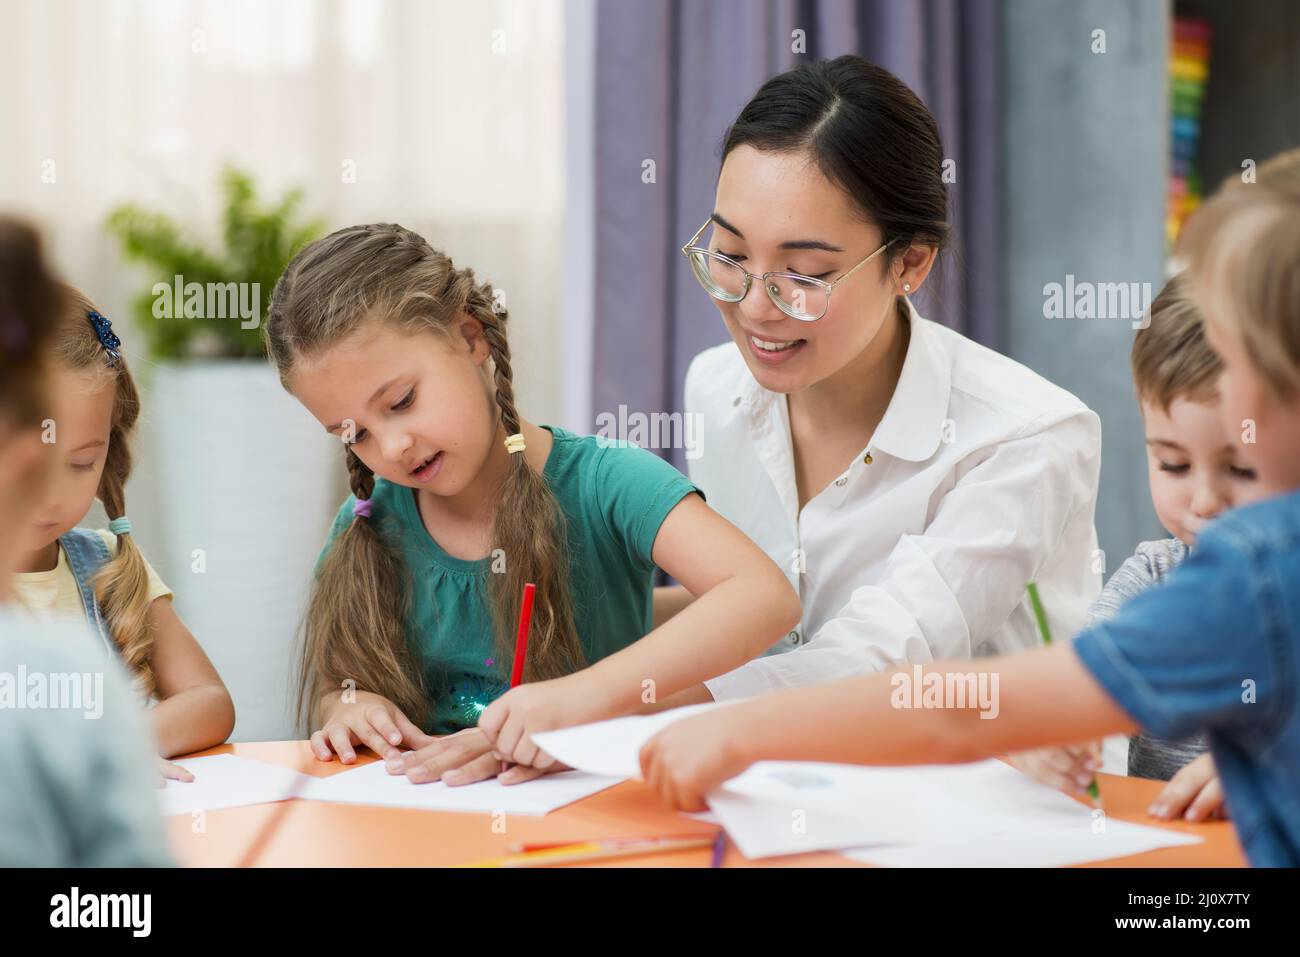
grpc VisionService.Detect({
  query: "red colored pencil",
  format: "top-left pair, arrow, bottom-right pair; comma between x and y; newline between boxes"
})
500,582 -> 537,775
510,582 -> 537,688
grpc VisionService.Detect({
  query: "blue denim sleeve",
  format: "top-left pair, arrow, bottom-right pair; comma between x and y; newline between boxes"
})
1072,521 -> 1280,741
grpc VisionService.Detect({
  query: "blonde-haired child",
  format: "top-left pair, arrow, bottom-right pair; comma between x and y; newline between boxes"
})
641,150 -> 1300,867
13,288 -> 235,778
266,223 -> 799,785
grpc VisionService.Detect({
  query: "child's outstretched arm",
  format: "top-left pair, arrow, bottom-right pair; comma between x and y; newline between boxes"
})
639,643 -> 1137,810
480,492 -> 800,768
148,597 -> 236,758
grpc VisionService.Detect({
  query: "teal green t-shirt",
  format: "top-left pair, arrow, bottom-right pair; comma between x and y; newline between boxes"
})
317,426 -> 700,734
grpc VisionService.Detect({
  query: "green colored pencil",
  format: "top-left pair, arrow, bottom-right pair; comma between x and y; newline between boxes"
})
1026,582 -> 1102,805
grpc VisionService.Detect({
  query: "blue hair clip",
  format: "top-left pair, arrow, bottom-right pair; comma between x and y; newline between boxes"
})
86,310 -> 122,366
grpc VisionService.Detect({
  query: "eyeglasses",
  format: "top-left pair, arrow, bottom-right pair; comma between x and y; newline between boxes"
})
680,218 -> 893,321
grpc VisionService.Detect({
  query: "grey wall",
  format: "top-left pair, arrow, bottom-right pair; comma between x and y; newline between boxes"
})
1002,0 -> 1170,570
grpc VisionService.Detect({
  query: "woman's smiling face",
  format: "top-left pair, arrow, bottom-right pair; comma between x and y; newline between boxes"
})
287,315 -> 499,497
705,145 -> 912,394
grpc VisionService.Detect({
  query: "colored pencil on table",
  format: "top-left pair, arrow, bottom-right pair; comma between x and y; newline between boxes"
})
469,834 -> 717,868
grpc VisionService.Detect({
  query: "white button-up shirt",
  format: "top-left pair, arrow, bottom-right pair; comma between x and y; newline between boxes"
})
687,303 -> 1103,699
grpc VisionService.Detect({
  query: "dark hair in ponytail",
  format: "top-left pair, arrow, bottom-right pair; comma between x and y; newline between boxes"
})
721,55 -> 950,270
266,224 -> 584,729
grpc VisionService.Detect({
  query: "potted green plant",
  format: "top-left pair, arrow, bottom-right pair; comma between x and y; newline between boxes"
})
106,168 -> 338,741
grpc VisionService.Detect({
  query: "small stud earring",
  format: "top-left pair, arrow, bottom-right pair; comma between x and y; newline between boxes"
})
903,282 -> 911,292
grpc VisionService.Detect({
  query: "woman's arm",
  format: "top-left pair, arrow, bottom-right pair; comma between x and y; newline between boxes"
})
146,597 -> 236,758
640,643 -> 1137,809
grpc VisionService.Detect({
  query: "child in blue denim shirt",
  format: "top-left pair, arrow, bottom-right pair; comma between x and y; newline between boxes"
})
637,148 -> 1300,867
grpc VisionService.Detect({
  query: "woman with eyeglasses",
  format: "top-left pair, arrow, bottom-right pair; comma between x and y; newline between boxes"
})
654,56 -> 1103,708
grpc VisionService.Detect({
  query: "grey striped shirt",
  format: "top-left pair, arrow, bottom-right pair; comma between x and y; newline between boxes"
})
1084,538 -> 1210,781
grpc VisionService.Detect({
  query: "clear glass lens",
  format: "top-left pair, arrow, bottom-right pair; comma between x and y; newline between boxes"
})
686,250 -> 829,320
765,273 -> 828,320
688,250 -> 747,300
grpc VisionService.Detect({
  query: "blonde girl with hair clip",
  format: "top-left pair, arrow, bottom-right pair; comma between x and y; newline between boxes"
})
13,288 -> 236,781
266,223 -> 799,786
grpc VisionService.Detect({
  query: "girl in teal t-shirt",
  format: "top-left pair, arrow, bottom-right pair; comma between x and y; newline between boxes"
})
267,223 -> 799,786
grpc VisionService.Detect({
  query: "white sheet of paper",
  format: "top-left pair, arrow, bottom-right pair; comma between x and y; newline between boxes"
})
707,759 -> 1203,864
532,703 -> 721,778
298,758 -> 624,816
841,816 -> 1203,868
157,754 -> 315,816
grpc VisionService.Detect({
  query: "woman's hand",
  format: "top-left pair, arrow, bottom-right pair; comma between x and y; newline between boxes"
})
1005,743 -> 1101,800
156,757 -> 195,788
310,690 -> 434,764
639,707 -> 754,811
1148,753 -> 1226,822
478,674 -> 607,769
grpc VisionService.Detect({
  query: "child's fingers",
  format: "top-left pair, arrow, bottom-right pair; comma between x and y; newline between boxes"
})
1039,766 -> 1086,797
1184,776 -> 1225,822
512,734 -> 541,768
493,715 -> 524,767
1063,743 -> 1102,771
394,710 -> 435,750
324,723 -> 357,763
159,760 -> 195,783
401,734 -> 493,782
364,707 -> 405,753
440,752 -> 502,787
1149,776 -> 1197,820
1035,748 -> 1095,790
477,700 -> 505,743
1150,753 -> 1217,819
309,729 -> 335,761
498,763 -> 546,786
345,716 -> 395,761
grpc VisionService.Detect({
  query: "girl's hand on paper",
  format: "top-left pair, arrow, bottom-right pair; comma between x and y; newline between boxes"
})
1005,743 -> 1101,800
157,758 -> 195,787
639,708 -> 753,811
311,690 -> 435,764
1148,752 -> 1226,822
390,727 -> 573,786
479,674 -> 604,770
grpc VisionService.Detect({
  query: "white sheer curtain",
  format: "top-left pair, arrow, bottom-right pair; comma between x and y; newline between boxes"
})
0,0 -> 566,419
0,0 -> 571,738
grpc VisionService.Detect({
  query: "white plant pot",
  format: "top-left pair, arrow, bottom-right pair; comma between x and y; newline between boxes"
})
146,361 -> 343,742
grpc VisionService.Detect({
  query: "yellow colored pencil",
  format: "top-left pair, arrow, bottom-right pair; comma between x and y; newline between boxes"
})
468,834 -> 716,868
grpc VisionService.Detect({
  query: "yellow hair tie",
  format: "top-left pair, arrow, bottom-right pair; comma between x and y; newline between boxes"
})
504,432 -> 527,454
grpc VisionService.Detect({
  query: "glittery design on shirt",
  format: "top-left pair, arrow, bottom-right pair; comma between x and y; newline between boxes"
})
450,672 -> 508,728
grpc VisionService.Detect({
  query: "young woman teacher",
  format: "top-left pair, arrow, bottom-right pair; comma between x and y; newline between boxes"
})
654,56 -> 1102,704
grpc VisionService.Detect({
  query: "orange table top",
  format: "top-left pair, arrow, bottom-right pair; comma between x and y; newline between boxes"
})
165,741 -> 1247,867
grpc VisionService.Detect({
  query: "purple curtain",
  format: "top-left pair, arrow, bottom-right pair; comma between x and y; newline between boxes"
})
592,0 -> 1002,470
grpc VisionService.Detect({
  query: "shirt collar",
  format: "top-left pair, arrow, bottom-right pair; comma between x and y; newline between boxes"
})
869,299 -> 952,462
736,298 -> 952,464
